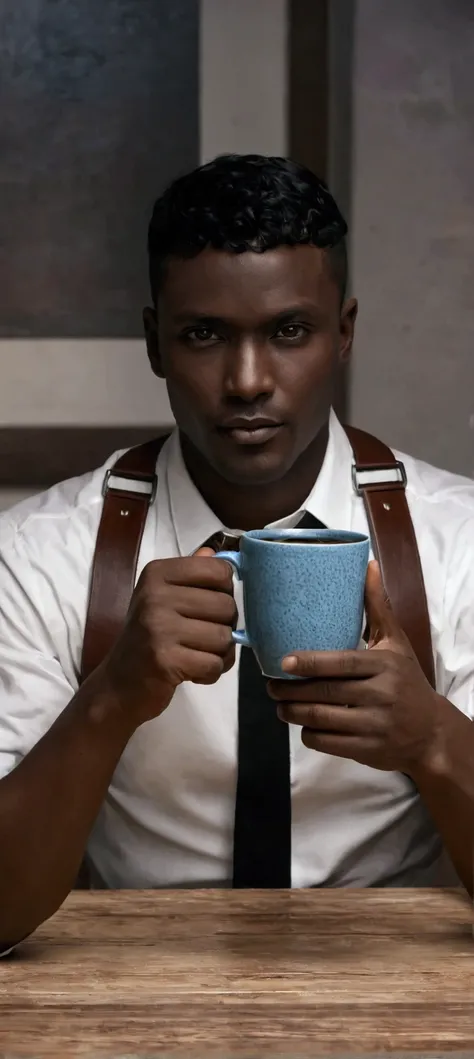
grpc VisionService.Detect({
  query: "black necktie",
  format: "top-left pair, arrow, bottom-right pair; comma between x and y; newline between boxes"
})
233,512 -> 326,888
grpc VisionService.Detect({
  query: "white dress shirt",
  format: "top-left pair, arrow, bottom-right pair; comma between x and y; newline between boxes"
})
0,410 -> 473,896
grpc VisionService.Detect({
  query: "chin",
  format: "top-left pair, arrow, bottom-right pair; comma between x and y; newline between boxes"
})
210,449 -> 293,487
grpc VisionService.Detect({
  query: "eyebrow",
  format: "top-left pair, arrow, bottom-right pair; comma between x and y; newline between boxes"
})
172,305 -> 321,328
173,313 -> 228,327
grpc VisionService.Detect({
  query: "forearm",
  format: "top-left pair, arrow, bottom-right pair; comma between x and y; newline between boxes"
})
411,696 -> 474,897
0,666 -> 136,947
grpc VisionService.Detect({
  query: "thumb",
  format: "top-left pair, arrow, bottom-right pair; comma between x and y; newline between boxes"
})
193,546 -> 217,557
364,560 -> 397,647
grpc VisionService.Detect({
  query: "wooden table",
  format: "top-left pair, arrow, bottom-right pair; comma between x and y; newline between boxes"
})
0,889 -> 473,1058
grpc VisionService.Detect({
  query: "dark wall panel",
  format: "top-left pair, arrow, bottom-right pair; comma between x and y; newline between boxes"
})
0,0 -> 199,337
0,427 -> 165,489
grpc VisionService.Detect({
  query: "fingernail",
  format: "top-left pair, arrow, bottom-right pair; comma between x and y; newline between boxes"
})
281,656 -> 297,673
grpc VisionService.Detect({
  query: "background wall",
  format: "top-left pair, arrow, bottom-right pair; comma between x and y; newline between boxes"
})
0,0 -> 289,510
200,0 -> 287,163
0,0 -> 202,508
0,0 -> 199,338
1,0 -> 473,513
349,0 -> 474,477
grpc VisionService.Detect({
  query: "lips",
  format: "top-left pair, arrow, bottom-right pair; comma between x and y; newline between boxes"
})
218,419 -> 283,446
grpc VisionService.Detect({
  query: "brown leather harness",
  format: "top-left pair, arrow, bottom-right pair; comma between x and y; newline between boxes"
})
75,425 -> 435,889
80,425 -> 435,688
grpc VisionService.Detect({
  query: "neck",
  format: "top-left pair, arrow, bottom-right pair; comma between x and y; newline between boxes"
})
180,425 -> 329,531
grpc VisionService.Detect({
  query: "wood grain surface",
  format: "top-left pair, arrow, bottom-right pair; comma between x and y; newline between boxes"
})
0,888 -> 472,1057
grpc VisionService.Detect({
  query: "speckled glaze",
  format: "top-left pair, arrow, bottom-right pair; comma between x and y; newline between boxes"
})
215,528 -> 370,678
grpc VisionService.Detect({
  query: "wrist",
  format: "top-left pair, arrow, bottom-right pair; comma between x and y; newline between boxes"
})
76,663 -> 139,744
409,695 -> 459,786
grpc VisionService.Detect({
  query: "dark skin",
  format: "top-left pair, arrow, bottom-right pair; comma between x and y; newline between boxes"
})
0,246 -> 471,949
144,245 -> 356,528
2,244 -> 355,944
142,246 -> 473,894
269,561 -> 473,897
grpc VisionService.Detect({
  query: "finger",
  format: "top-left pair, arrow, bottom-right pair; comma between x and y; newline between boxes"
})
164,646 -> 227,686
277,702 -> 384,735
279,649 -> 386,680
181,649 -> 227,685
364,560 -> 398,645
222,645 -> 236,674
194,547 -> 217,557
268,676 -> 383,707
178,619 -> 235,656
300,729 -> 380,760
160,557 -> 234,593
174,586 -> 237,626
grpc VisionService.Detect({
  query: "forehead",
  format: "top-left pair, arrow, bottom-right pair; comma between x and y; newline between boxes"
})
158,245 -> 338,319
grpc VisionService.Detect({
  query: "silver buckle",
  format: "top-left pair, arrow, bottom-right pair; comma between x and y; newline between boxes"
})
102,469 -> 157,504
351,460 -> 407,496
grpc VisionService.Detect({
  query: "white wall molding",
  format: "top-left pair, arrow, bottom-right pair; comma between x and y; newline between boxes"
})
0,339 -> 174,426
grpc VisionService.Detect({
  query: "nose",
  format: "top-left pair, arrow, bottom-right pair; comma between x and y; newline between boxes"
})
224,338 -> 274,403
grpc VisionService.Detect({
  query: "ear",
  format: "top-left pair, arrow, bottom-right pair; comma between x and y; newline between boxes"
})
143,306 -> 164,379
338,297 -> 358,365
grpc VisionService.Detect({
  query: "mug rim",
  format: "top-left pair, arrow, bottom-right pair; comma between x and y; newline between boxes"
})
243,528 -> 369,547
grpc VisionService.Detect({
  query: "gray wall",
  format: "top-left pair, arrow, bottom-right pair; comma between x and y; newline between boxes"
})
2,0 -> 473,515
0,0 -> 289,510
0,0 -> 199,338
350,0 -> 474,477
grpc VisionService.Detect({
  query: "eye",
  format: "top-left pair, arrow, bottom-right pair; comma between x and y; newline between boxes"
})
274,323 -> 308,342
185,327 -> 220,345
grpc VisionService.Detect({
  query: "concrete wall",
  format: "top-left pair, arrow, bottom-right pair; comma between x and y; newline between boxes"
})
2,0 -> 473,517
349,0 -> 474,478
0,0 -> 289,510
200,0 -> 287,163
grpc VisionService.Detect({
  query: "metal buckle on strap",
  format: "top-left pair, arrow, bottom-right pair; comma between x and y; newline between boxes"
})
351,461 -> 407,496
102,469 -> 157,504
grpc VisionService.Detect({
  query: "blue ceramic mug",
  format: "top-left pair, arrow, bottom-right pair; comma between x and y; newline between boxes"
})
215,528 -> 370,679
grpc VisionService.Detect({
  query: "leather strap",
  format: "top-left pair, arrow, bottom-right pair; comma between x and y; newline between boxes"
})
80,435 -> 168,683
345,425 -> 435,687
80,425 -> 434,687
76,423 -> 434,890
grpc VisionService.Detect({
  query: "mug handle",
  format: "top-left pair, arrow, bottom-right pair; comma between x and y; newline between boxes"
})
214,550 -> 250,648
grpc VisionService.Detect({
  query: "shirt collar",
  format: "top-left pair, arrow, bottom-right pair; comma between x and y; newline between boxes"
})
167,409 -> 355,557
302,410 -> 355,531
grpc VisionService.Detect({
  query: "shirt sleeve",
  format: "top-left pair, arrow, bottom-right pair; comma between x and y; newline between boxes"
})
0,530 -> 76,782
0,529 -> 78,956
441,515 -> 474,720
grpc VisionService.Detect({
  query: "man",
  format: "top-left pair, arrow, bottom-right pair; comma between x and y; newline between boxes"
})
0,155 -> 473,952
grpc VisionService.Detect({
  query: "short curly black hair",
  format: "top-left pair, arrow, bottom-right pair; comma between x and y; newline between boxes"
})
148,154 -> 348,303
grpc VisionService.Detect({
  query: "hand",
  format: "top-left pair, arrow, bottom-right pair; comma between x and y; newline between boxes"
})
268,561 -> 445,777
100,548 -> 237,728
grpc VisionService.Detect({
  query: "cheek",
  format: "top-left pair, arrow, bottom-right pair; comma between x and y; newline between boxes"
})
282,342 -> 338,399
166,345 -> 229,402
163,349 -> 204,389
165,361 -> 219,421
